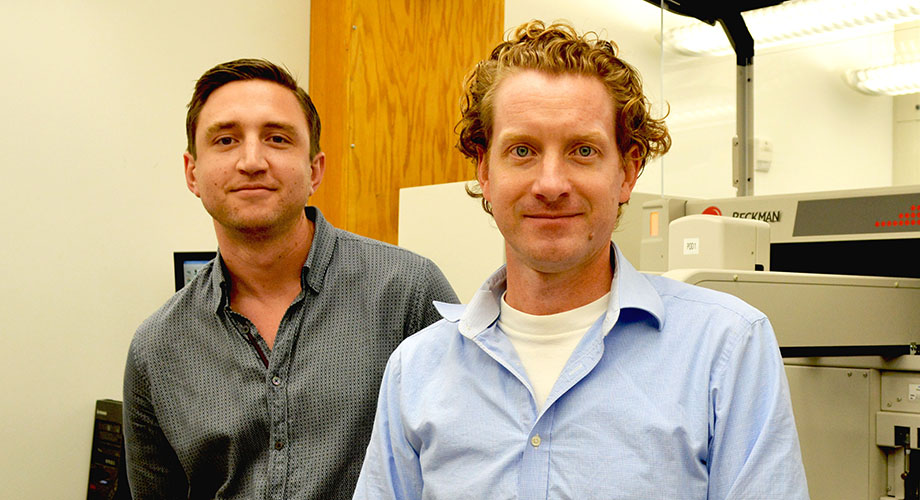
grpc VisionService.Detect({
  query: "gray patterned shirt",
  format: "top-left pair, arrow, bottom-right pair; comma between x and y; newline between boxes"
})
123,207 -> 458,499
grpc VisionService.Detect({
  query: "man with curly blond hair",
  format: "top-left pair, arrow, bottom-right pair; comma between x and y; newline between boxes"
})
355,21 -> 808,499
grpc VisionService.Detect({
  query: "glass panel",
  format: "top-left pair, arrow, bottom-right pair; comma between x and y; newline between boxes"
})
503,0 -> 920,199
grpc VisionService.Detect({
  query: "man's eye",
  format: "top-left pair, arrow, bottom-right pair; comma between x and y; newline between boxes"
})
577,145 -> 594,157
216,137 -> 234,146
269,135 -> 289,144
512,145 -> 531,157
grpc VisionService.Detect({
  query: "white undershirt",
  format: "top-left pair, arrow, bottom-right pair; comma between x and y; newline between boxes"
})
498,292 -> 611,410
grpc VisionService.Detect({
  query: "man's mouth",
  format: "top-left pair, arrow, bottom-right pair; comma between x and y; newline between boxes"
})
524,212 -> 579,219
231,185 -> 274,192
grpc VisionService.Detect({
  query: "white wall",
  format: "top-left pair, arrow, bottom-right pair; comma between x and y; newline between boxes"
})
399,182 -> 506,303
0,1 -> 905,496
505,0 -> 897,199
0,2 -> 309,497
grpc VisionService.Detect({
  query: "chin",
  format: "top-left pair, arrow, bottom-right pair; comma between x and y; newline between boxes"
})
518,247 -> 579,270
515,241 -> 610,274
215,213 -> 279,234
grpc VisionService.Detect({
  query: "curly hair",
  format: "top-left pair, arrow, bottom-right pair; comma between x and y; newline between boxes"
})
457,20 -> 671,214
185,58 -> 321,159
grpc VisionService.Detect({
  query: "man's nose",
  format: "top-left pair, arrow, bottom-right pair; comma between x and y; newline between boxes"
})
531,154 -> 570,202
237,139 -> 268,174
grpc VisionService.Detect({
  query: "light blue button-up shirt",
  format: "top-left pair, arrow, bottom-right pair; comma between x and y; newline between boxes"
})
355,246 -> 808,499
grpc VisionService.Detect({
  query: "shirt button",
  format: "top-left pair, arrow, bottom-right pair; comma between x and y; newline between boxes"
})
271,376 -> 281,386
531,435 -> 542,448
275,441 -> 284,450
240,325 -> 250,334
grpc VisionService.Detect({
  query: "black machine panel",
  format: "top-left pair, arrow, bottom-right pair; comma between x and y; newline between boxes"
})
770,239 -> 920,279
87,399 -> 130,500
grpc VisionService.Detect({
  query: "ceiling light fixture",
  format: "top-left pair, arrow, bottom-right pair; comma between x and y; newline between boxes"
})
847,60 -> 920,95
663,0 -> 920,56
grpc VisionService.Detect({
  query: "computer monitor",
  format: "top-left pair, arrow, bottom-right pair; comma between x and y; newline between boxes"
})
173,251 -> 216,291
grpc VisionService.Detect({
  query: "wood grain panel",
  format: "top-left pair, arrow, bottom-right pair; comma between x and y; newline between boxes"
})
308,0 -> 350,228
311,0 -> 503,244
350,0 -> 503,243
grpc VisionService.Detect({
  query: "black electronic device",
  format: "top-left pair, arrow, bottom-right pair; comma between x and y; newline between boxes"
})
87,399 -> 131,500
173,251 -> 217,291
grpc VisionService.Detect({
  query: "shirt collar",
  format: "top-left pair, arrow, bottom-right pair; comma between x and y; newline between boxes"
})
301,206 -> 334,294
609,244 -> 664,331
207,206 -> 335,313
208,252 -> 230,314
442,244 -> 664,339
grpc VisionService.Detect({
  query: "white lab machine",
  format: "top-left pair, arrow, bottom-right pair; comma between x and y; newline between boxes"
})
646,186 -> 920,500
398,182 -> 920,499
667,214 -> 770,271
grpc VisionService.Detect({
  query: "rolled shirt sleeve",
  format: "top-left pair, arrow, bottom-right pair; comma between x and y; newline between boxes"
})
123,339 -> 188,499
354,350 -> 424,500
708,316 -> 809,499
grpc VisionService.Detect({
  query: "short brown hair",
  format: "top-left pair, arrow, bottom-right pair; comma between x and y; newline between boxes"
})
185,58 -> 321,159
458,21 -> 671,213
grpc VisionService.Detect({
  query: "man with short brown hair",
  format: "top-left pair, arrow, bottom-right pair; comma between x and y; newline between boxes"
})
123,59 -> 457,499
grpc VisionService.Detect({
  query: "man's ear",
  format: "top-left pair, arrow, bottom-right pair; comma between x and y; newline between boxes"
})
183,152 -> 201,198
308,152 -> 326,196
619,145 -> 640,204
476,146 -> 490,201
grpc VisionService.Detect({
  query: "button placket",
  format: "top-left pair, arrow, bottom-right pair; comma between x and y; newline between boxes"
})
519,406 -> 554,498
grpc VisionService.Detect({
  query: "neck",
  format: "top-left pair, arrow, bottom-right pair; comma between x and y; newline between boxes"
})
215,213 -> 314,300
503,245 -> 613,315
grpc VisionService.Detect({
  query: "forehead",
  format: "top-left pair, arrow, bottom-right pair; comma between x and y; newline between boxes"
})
491,70 -> 615,142
198,79 -> 308,132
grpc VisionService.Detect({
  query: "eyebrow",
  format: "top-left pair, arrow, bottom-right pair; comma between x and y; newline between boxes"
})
203,121 -> 238,139
569,131 -> 611,145
263,122 -> 299,136
203,121 -> 300,138
496,130 -> 611,145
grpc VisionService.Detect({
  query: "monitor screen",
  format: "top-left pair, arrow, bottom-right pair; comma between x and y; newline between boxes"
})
173,251 -> 217,291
